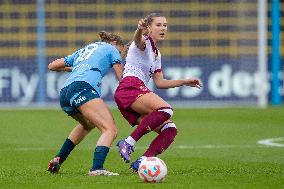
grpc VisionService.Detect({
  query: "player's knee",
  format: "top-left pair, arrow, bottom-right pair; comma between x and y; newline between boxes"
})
157,107 -> 174,119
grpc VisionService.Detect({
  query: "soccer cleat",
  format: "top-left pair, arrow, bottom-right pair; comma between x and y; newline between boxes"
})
88,169 -> 119,176
116,139 -> 134,163
130,157 -> 145,173
47,157 -> 61,174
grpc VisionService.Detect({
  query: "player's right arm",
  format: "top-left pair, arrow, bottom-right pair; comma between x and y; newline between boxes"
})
48,58 -> 72,72
48,50 -> 81,72
133,18 -> 147,51
113,63 -> 124,81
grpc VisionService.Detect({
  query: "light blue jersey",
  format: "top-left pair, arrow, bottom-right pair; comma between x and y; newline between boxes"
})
62,42 -> 122,96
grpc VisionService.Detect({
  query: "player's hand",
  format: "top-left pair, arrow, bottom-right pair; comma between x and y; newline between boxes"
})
137,18 -> 147,31
183,78 -> 202,89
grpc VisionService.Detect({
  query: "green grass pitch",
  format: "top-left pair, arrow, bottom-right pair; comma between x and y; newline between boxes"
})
0,108 -> 284,189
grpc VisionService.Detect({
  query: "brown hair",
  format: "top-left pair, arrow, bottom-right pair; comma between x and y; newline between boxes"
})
99,31 -> 124,46
145,12 -> 164,26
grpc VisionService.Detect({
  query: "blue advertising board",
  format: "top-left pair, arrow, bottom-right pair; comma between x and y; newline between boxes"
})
0,57 -> 282,107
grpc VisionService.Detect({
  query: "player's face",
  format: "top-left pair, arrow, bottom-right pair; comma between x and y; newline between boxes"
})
149,17 -> 167,42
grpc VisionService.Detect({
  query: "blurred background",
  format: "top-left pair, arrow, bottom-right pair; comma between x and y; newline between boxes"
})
0,0 -> 282,108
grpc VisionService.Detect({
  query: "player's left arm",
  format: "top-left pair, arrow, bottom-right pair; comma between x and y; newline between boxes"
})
153,71 -> 202,89
48,58 -> 72,72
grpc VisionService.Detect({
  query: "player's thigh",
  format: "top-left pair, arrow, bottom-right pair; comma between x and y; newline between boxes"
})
131,92 -> 171,115
72,113 -> 94,130
77,98 -> 117,132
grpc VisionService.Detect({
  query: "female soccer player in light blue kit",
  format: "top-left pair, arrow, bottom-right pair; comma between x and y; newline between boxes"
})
47,31 -> 125,176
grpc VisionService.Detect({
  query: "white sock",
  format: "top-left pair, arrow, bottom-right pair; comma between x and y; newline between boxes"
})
125,136 -> 136,146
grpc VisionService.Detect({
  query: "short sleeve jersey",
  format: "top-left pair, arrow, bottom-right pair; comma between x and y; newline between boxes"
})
62,42 -> 122,96
123,36 -> 162,85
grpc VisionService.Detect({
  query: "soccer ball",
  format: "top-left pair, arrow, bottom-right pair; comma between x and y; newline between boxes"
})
138,157 -> 167,183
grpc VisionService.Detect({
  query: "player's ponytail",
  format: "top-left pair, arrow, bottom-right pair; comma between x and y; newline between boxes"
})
99,31 -> 124,46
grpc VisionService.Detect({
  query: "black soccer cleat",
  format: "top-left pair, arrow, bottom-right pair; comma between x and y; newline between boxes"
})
47,157 -> 61,174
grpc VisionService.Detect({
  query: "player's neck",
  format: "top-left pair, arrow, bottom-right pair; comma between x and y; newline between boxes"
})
151,37 -> 157,45
148,36 -> 158,55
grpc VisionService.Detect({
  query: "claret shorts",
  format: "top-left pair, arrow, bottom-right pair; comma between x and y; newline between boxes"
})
114,76 -> 152,126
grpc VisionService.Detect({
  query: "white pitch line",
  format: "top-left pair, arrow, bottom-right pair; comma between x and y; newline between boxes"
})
257,137 -> 284,147
0,144 -> 278,152
1,138 -> 283,152
0,147 -> 51,152
135,144 -> 277,149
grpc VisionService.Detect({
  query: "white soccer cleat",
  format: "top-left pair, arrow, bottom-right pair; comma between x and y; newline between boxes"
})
88,169 -> 119,176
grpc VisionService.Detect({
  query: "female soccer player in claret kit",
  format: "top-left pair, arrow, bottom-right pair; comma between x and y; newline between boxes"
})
115,13 -> 202,172
47,31 -> 125,176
